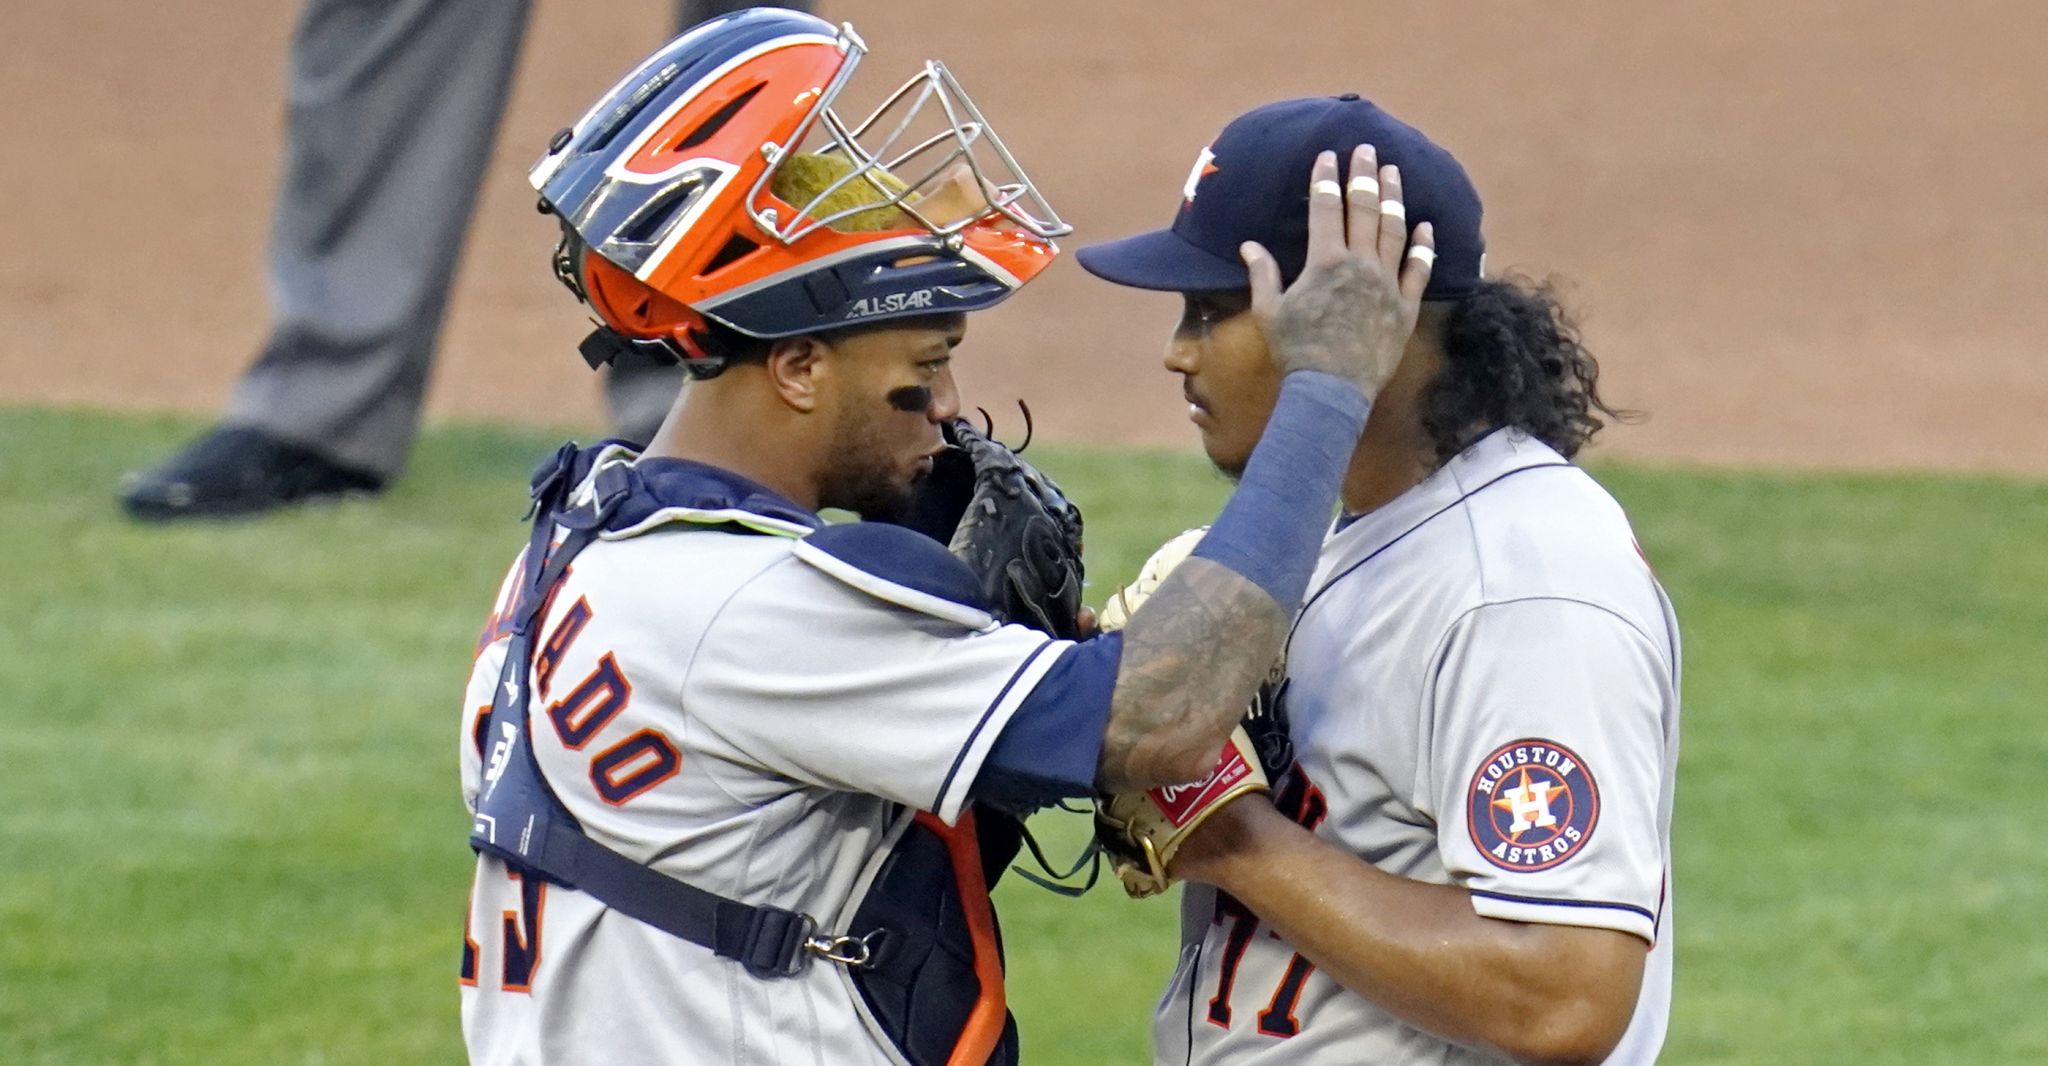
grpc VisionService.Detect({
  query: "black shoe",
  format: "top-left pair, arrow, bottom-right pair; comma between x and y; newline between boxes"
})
119,426 -> 385,521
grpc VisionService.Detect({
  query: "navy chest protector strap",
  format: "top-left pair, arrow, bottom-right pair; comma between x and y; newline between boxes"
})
468,458 -> 849,977
466,446 -> 1018,1065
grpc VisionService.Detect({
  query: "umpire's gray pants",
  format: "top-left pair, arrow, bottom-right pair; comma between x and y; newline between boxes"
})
226,0 -> 811,479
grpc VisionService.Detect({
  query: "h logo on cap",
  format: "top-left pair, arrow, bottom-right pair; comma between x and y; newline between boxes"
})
1077,94 -> 1485,300
1181,146 -> 1219,207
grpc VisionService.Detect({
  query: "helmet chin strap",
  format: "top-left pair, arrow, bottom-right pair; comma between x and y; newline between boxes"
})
576,327 -> 695,373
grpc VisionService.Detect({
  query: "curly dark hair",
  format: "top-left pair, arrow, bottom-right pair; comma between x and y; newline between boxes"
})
1420,275 -> 1633,462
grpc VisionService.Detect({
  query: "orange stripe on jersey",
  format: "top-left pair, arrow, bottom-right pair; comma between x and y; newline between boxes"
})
590,729 -> 682,807
469,704 -> 492,759
547,653 -> 634,751
1255,952 -> 1316,1038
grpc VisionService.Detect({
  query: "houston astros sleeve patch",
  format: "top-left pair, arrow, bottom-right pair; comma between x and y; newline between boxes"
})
1466,738 -> 1600,872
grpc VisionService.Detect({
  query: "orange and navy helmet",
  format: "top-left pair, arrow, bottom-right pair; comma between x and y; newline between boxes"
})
532,9 -> 1068,373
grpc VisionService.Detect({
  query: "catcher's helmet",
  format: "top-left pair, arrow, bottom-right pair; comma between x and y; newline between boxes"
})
533,9 -> 1069,373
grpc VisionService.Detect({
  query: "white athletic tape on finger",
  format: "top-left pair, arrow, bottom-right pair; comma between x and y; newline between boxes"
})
1406,245 -> 1437,267
1312,179 -> 1343,198
1347,175 -> 1380,198
1380,200 -> 1407,222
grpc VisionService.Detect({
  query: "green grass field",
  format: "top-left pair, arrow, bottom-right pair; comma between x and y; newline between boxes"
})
4,406 -> 2044,1065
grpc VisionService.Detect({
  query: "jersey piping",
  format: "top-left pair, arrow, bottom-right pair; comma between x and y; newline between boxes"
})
1292,460 -> 1571,652
1419,594 -> 1673,942
1467,888 -> 1657,925
933,639 -> 1062,810
1430,595 -> 1671,683
790,537 -> 997,630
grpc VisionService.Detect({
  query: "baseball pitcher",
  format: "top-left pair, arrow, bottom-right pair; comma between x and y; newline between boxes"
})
1080,95 -> 1679,1065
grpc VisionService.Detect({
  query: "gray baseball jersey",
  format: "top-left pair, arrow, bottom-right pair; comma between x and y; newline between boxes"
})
457,446 -> 1069,1065
1153,429 -> 1681,1065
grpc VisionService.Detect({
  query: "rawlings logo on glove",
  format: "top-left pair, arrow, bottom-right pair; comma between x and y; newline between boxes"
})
1152,749 -> 1257,828
1096,728 -> 1269,898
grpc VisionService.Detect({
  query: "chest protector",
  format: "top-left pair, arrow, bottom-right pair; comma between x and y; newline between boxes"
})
468,446 -> 1021,1065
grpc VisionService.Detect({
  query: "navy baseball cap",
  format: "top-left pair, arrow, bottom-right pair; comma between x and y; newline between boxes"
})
1076,94 -> 1485,300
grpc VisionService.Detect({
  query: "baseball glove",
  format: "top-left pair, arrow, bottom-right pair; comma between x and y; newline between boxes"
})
893,412 -> 1086,639
1095,728 -> 1269,898
1092,527 -> 1292,898
1095,525 -> 1206,632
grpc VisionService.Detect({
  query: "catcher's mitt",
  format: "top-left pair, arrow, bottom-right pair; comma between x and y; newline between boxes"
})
893,411 -> 1085,639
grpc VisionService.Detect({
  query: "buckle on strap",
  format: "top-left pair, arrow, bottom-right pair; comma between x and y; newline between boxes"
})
806,930 -> 881,968
526,442 -> 581,517
555,467 -> 628,533
739,906 -> 883,978
740,906 -> 817,978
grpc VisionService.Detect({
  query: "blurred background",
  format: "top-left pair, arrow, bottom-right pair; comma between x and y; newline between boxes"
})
7,0 -> 2046,471
4,3 -> 2045,1064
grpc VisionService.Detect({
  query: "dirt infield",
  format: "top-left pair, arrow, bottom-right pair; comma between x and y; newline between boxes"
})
7,0 -> 2046,472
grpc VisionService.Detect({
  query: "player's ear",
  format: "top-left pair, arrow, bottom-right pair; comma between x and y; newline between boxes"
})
764,334 -> 829,414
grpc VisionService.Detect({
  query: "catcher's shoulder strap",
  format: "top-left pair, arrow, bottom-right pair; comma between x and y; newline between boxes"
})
790,521 -> 997,630
472,454 -> 855,979
477,445 -> 1018,1063
471,635 -> 835,977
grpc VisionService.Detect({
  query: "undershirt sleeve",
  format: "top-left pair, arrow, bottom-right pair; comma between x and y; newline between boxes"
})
968,632 -> 1121,812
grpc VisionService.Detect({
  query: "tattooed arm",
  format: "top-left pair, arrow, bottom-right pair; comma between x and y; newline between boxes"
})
1097,559 -> 1288,789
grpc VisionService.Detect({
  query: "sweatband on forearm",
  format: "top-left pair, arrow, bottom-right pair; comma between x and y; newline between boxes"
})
1190,371 -> 1370,612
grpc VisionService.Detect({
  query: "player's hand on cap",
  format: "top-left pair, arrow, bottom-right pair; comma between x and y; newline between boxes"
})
1242,144 -> 1435,401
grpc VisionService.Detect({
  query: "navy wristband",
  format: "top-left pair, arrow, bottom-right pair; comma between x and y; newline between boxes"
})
1191,371 -> 1371,612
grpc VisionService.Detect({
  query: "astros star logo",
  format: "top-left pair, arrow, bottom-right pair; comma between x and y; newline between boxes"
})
1492,768 -> 1561,835
1466,738 -> 1601,872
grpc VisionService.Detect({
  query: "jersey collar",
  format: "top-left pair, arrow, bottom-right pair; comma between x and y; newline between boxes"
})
561,442 -> 823,539
1315,429 -> 1572,587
